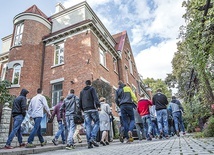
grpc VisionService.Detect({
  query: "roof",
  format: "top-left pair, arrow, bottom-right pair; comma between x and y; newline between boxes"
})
112,31 -> 127,52
23,5 -> 49,19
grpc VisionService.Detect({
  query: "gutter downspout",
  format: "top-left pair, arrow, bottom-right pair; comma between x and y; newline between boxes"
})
40,42 -> 46,89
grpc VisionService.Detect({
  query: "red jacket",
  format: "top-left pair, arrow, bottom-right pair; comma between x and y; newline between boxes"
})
137,99 -> 152,116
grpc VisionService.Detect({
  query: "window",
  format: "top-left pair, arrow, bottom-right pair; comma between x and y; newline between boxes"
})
125,65 -> 129,83
128,51 -> 133,75
99,48 -> 106,67
52,83 -> 63,106
14,22 -> 24,46
113,58 -> 117,72
54,43 -> 64,65
12,64 -> 21,85
1,63 -> 7,81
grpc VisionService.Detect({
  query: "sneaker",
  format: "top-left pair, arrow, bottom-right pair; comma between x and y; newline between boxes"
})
65,144 -> 75,150
183,132 -> 186,135
25,143 -> 36,148
125,139 -> 131,144
62,141 -> 66,144
4,145 -> 14,149
159,132 -> 163,139
119,134 -> 124,143
176,131 -> 180,137
88,142 -> 93,149
128,131 -> 134,142
41,140 -> 47,147
105,141 -> 110,145
147,134 -> 152,141
78,140 -> 82,143
52,139 -> 58,145
100,141 -> 106,146
90,139 -> 99,147
19,143 -> 26,147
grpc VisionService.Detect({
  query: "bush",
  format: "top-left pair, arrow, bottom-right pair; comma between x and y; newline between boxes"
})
203,116 -> 214,137
193,132 -> 204,138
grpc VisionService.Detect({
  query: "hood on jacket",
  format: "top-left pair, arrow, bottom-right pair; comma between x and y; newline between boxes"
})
66,93 -> 75,100
84,86 -> 91,90
20,89 -> 29,97
119,83 -> 125,88
171,99 -> 178,104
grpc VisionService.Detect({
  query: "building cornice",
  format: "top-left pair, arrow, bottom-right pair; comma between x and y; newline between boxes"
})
0,51 -> 9,63
13,13 -> 51,29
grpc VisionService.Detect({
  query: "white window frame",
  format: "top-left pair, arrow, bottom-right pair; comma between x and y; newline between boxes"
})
54,43 -> 64,66
51,82 -> 63,107
99,48 -> 106,67
128,51 -> 133,75
1,63 -> 7,81
113,57 -> 117,72
14,22 -> 24,46
12,64 -> 21,85
125,65 -> 129,84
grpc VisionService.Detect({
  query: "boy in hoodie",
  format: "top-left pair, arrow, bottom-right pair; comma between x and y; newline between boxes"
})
60,89 -> 79,150
168,96 -> 185,136
115,80 -> 137,143
79,80 -> 100,149
4,89 -> 29,149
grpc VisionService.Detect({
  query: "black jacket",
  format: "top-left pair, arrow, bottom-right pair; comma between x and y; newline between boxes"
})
152,92 -> 168,111
12,88 -> 29,117
79,86 -> 100,112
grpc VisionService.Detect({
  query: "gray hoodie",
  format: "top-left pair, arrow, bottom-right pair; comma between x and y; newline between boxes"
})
169,99 -> 184,113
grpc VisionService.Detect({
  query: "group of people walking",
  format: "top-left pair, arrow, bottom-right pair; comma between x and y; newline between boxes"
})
115,82 -> 186,143
4,80 -> 112,150
4,79 -> 185,150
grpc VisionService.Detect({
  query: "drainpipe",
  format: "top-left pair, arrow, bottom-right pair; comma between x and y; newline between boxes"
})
40,42 -> 46,89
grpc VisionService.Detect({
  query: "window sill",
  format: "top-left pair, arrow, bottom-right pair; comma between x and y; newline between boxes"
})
10,45 -> 22,50
114,70 -> 118,75
100,64 -> 109,71
10,84 -> 20,88
51,63 -> 64,69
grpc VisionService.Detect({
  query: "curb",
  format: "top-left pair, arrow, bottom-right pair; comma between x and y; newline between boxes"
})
0,143 -> 88,155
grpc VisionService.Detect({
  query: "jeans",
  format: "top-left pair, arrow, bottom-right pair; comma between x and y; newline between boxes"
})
6,115 -> 24,146
172,111 -> 185,132
84,111 -> 100,143
66,116 -> 76,145
156,109 -> 169,136
27,117 -> 44,144
135,123 -> 144,140
55,120 -> 65,141
151,119 -> 160,136
120,104 -> 135,139
141,114 -> 153,139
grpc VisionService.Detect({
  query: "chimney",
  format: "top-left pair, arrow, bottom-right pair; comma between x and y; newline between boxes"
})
55,3 -> 65,13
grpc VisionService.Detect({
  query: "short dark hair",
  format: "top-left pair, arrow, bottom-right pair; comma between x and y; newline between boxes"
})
156,88 -> 162,93
172,96 -> 176,100
85,80 -> 91,86
118,80 -> 124,86
70,89 -> 75,94
37,88 -> 42,94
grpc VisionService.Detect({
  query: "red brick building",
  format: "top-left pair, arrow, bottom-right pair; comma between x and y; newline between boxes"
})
0,2 -> 150,116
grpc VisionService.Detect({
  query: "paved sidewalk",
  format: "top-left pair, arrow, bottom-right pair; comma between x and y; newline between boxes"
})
0,135 -> 214,155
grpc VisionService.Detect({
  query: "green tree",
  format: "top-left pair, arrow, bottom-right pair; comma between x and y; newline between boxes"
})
0,80 -> 15,105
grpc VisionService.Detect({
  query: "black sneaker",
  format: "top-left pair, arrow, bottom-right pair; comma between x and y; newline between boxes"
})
41,140 -> 47,147
100,141 -> 106,146
90,139 -> 99,147
65,144 -> 75,150
119,134 -> 124,143
52,139 -> 58,145
88,142 -> 93,149
159,132 -> 163,139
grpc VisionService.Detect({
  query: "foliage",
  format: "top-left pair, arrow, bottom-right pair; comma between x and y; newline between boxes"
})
92,79 -> 113,106
143,78 -> 172,99
193,132 -> 204,138
44,95 -> 52,108
203,116 -> 214,137
0,80 -> 15,106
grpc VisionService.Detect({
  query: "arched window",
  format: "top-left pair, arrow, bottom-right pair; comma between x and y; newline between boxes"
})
12,64 -> 21,85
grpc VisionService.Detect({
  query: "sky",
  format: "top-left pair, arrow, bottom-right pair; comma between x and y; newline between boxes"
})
0,0 -> 186,81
